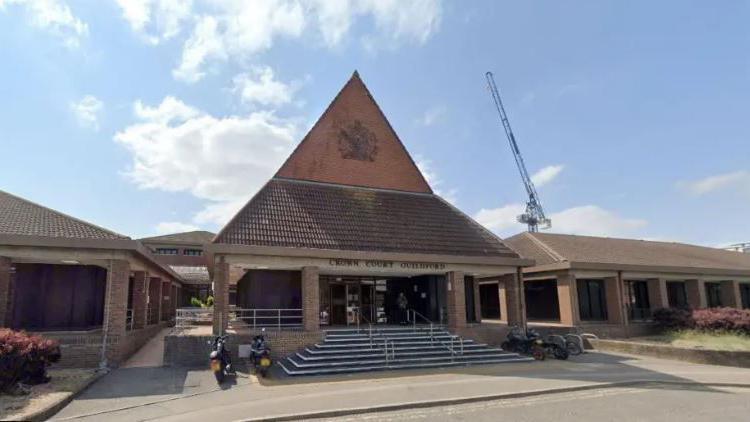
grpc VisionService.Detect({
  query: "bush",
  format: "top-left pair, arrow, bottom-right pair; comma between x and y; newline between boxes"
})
653,307 -> 750,335
205,296 -> 214,307
0,329 -> 61,394
190,297 -> 203,308
652,307 -> 694,330
693,308 -> 750,335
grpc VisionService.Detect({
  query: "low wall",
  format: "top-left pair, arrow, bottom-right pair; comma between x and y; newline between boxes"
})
164,329 -> 324,367
592,339 -> 750,368
578,322 -> 659,339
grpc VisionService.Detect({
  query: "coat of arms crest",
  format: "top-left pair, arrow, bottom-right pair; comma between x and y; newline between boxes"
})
337,120 -> 378,162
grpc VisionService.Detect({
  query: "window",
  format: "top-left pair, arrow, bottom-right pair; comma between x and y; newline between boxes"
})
155,248 -> 178,255
183,249 -> 203,256
705,282 -> 722,308
626,280 -> 651,320
741,284 -> 750,309
667,282 -> 688,308
577,279 -> 607,321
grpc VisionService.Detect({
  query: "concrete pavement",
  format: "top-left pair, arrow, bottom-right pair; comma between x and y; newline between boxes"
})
52,351 -> 750,421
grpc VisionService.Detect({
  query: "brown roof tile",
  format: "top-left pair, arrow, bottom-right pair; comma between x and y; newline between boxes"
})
140,230 -> 215,244
214,179 -> 519,258
505,232 -> 750,271
0,189 -> 128,240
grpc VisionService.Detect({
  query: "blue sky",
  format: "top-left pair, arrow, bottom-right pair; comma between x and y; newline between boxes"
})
1,1 -> 748,247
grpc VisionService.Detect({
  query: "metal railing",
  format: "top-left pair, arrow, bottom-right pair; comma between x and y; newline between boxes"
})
408,309 -> 435,341
229,308 -> 303,330
175,307 -> 213,328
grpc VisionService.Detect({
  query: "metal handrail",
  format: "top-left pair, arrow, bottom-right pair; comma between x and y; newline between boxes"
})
230,308 -> 303,330
408,309 -> 435,340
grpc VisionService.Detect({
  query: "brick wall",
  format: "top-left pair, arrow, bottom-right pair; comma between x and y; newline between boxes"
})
446,271 -> 466,329
103,260 -> 130,363
164,330 -> 324,367
0,257 -> 11,327
302,267 -> 319,331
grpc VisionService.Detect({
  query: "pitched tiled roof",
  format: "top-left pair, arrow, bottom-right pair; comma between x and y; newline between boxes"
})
214,178 -> 520,258
505,232 -> 750,271
0,189 -> 128,240
140,230 -> 215,244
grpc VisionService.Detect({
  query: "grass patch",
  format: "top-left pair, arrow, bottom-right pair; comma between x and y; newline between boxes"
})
638,330 -> 750,352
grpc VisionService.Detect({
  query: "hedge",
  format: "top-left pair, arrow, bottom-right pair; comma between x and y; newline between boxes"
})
0,329 -> 61,394
653,307 -> 750,335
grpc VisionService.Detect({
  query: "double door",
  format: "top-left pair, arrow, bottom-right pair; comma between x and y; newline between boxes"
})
329,280 -> 386,325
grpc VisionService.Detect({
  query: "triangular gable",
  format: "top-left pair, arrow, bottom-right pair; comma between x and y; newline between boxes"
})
275,71 -> 432,193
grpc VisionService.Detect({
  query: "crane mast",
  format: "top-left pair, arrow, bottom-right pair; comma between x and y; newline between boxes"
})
485,71 -> 550,232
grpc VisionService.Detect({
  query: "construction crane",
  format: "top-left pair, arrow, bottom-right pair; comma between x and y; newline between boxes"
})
485,71 -> 551,232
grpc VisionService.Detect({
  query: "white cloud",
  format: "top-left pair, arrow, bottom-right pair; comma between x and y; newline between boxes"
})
680,170 -> 750,196
415,156 -> 457,204
475,204 -> 646,238
416,105 -> 446,127
0,0 -> 88,48
154,221 -> 200,234
232,66 -> 299,107
531,164 -> 564,188
115,0 -> 193,44
69,95 -> 103,130
115,96 -> 298,226
115,0 -> 442,83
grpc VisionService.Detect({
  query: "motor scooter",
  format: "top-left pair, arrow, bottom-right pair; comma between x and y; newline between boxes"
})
251,328 -> 272,378
208,334 -> 234,383
501,326 -> 545,360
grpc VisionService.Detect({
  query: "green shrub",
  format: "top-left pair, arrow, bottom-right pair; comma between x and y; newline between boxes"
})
205,296 -> 214,307
190,297 -> 203,308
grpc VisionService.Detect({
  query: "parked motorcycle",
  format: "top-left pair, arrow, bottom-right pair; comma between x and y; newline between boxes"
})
501,326 -> 545,360
251,328 -> 272,378
208,334 -> 234,383
542,335 -> 570,360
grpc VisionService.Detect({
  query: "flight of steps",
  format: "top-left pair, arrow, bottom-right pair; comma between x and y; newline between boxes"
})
279,326 -> 532,376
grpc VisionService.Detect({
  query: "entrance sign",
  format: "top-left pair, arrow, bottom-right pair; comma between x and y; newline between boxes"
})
328,258 -> 446,271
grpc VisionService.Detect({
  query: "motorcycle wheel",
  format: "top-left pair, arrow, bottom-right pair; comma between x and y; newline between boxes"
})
214,369 -> 225,384
532,346 -> 546,361
259,368 -> 268,378
553,346 -> 569,360
566,340 -> 583,356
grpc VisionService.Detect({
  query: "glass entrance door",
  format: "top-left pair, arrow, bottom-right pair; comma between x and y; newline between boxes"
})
346,283 -> 360,325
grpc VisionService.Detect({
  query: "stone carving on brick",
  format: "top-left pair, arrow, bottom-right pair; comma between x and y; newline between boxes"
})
336,120 -> 378,162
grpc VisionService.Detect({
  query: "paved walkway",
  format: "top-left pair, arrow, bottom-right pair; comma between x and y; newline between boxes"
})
121,328 -> 170,368
52,351 -> 750,421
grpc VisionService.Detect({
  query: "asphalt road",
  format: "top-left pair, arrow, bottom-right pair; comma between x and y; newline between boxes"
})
312,384 -> 750,422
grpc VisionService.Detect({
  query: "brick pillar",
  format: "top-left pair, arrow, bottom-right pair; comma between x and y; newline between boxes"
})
103,260 -> 130,364
446,271 -> 466,329
685,279 -> 706,309
213,258 -> 229,335
161,280 -> 171,321
720,280 -> 742,308
0,257 -> 11,327
647,278 -> 669,310
301,266 -> 320,331
156,278 -> 164,322
604,275 -> 625,325
131,271 -> 148,329
556,271 -> 579,326
501,268 -> 526,327
473,279 -> 482,323
498,282 -> 508,323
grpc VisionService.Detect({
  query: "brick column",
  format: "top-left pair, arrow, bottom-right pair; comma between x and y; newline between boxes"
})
161,280 -> 171,321
646,278 -> 669,310
497,281 -> 508,323
685,279 -> 706,309
473,279 -> 482,323
0,257 -> 11,327
720,280 -> 742,308
213,258 -> 229,335
156,278 -> 164,322
446,271 -> 467,329
604,276 -> 625,325
556,271 -> 579,326
103,260 -> 130,364
501,268 -> 526,327
131,271 -> 148,329
301,266 -> 320,331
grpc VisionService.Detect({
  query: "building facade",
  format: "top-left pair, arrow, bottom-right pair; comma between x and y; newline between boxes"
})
206,72 -> 532,338
0,190 -> 184,367
503,232 -> 750,337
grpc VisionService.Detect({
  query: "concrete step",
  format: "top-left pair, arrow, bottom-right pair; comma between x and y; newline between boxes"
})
321,334 -> 456,343
305,343 -> 489,355
278,356 -> 533,376
286,351 -> 521,368
301,345 -> 493,359
292,350 -> 514,365
313,339 -> 477,349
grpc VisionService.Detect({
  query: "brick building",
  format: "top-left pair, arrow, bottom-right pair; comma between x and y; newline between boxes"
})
140,231 -> 216,304
0,190 -> 184,367
206,71 -> 532,339
502,232 -> 750,337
